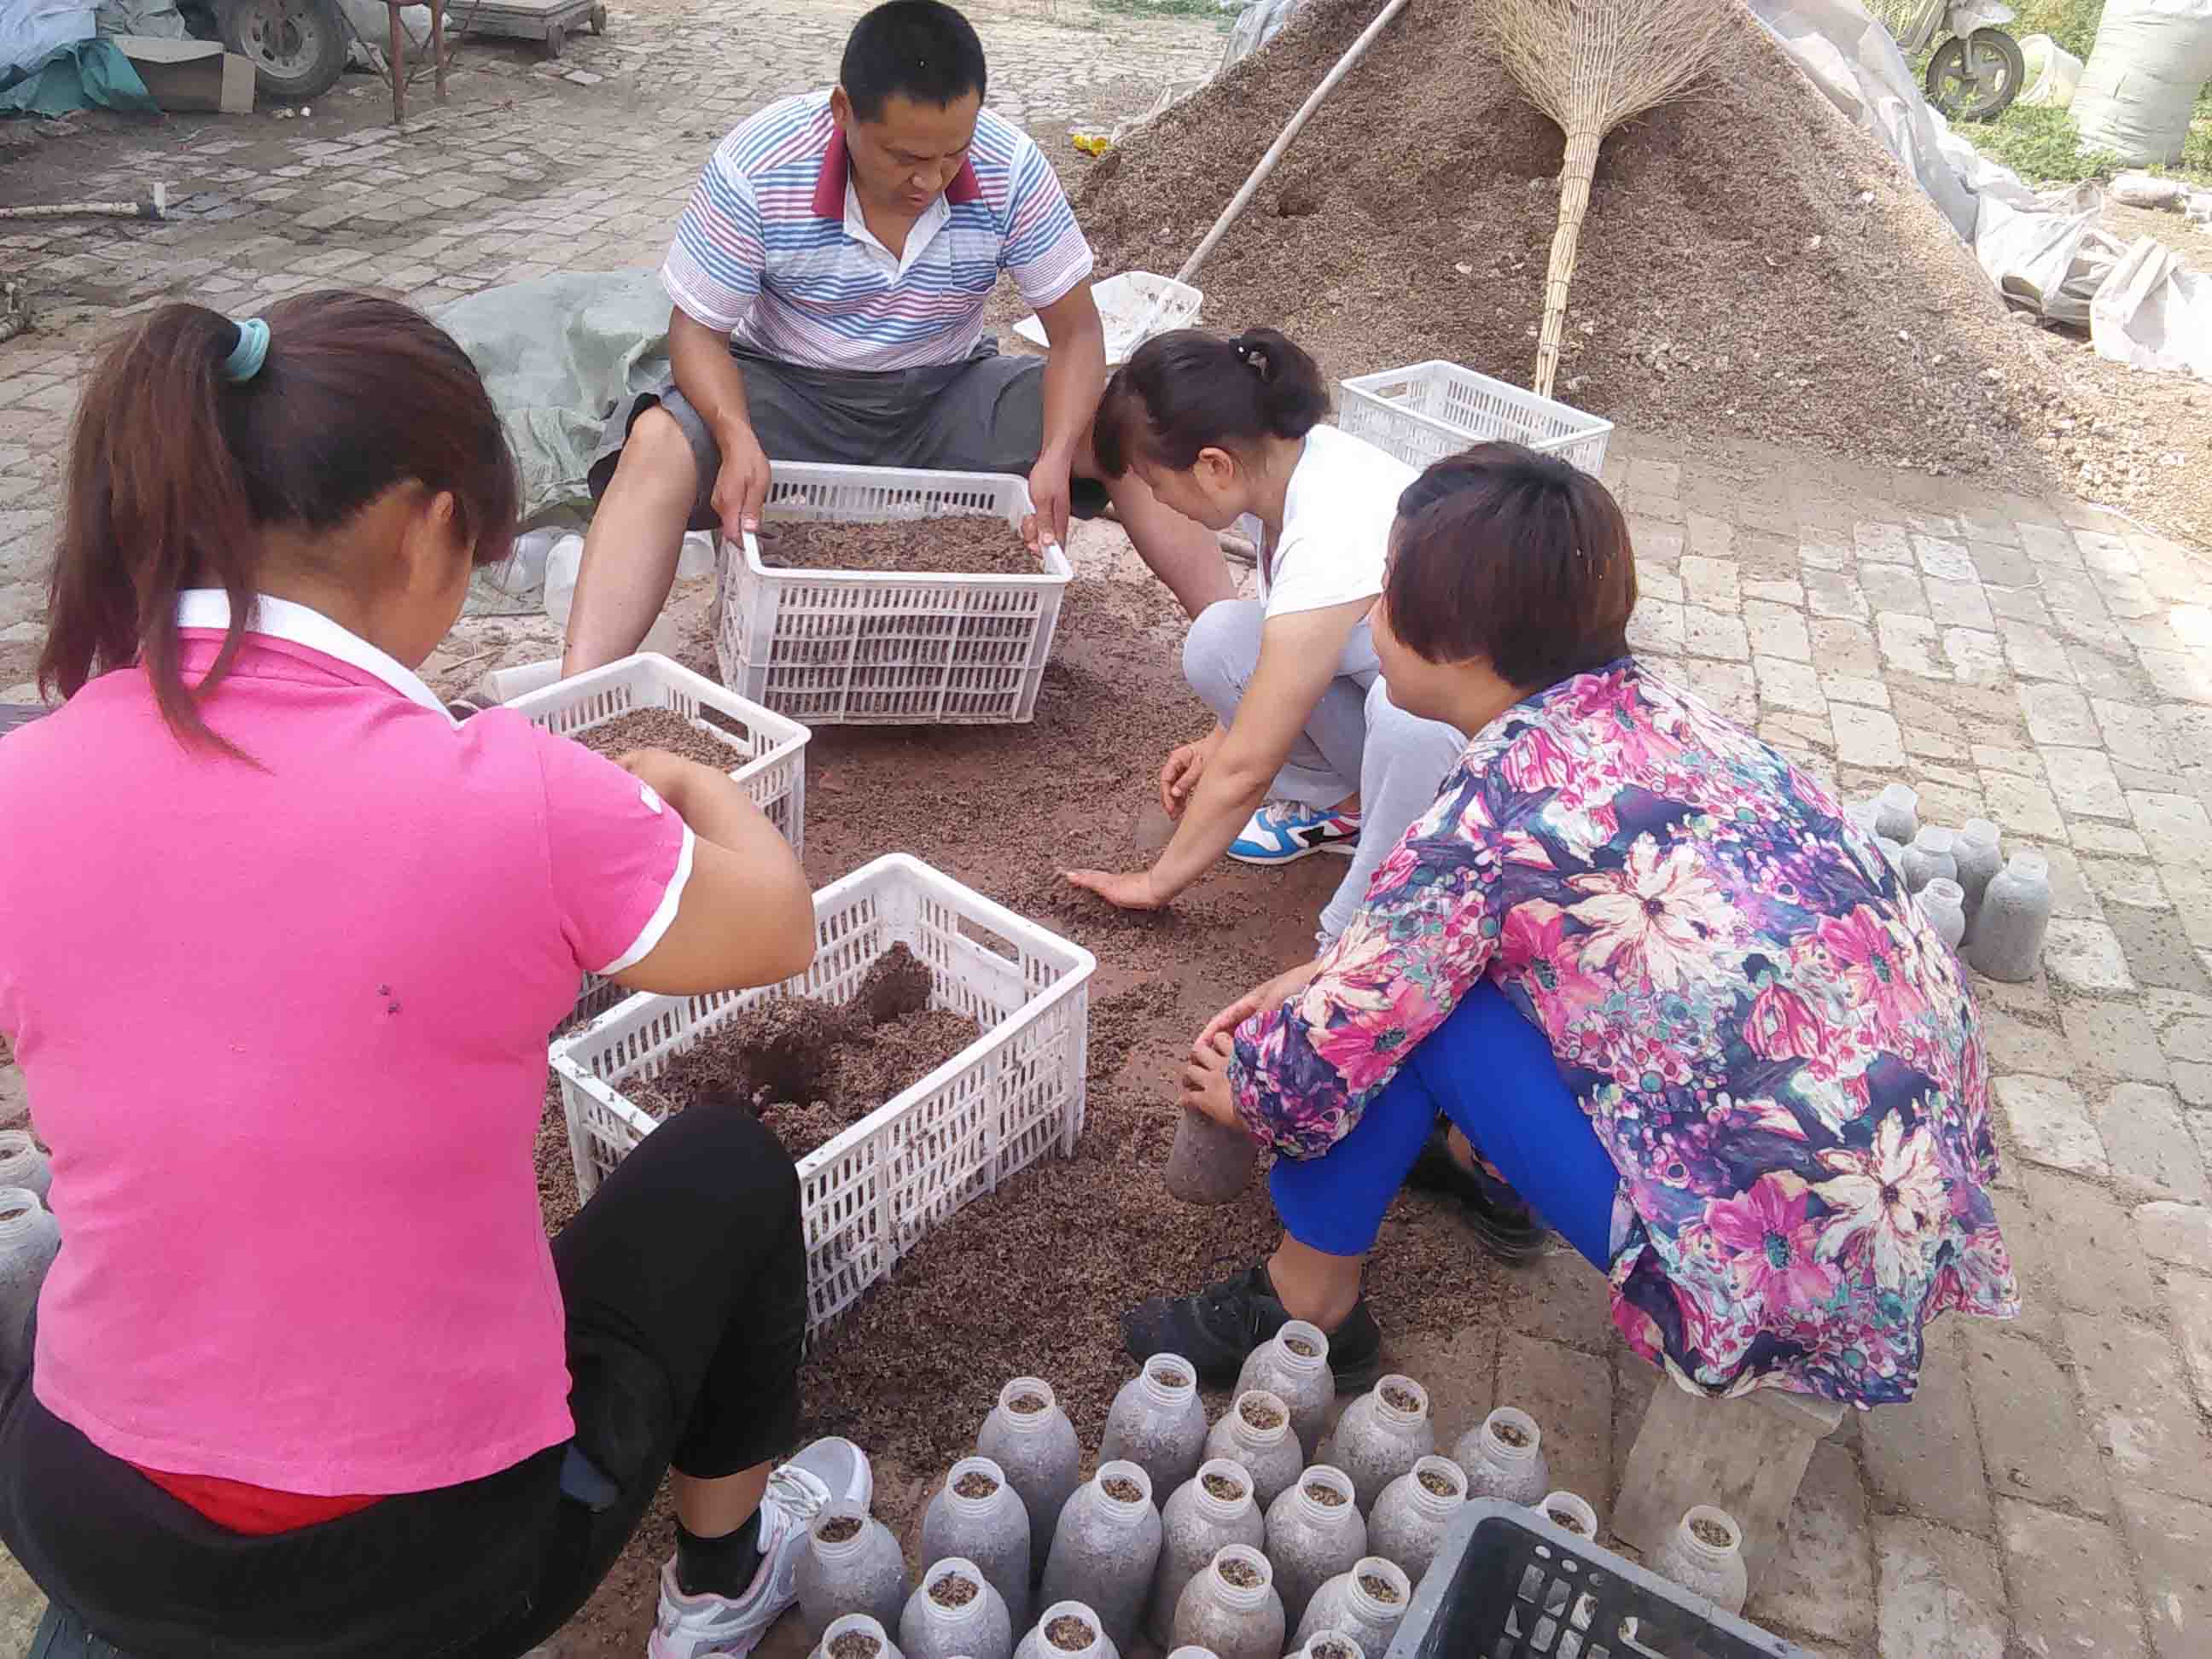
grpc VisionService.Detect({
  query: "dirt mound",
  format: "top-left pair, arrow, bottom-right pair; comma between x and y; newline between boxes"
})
1076,0 -> 2062,489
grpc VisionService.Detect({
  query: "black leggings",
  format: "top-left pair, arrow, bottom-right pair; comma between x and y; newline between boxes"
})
0,1103 -> 807,1659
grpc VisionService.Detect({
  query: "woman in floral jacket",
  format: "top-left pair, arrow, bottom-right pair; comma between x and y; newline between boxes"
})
1125,445 -> 2017,1407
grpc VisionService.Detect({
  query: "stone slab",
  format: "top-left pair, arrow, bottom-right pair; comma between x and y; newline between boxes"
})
1874,1516 -> 2005,1659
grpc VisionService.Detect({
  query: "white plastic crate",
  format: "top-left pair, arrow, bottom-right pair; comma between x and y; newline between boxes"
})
1338,361 -> 1613,475
1014,270 -> 1204,365
714,462 -> 1074,726
548,853 -> 1097,1336
504,652 -> 811,1029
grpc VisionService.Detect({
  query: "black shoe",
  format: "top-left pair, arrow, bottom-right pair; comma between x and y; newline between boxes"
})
1121,1264 -> 1383,1391
1407,1122 -> 1550,1262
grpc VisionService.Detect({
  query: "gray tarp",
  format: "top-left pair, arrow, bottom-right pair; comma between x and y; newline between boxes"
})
434,268 -> 673,522
93,0 -> 187,38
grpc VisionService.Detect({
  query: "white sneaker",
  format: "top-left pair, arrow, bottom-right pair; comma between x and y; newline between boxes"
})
649,1437 -> 875,1659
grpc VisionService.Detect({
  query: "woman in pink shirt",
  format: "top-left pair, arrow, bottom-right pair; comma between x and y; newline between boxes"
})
0,293 -> 866,1658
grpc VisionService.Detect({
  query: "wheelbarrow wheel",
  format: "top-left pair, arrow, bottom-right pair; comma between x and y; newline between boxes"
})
1926,27 -> 2025,122
590,3 -> 608,32
216,0 -> 349,102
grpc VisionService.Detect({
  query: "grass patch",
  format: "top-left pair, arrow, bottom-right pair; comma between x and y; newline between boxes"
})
1959,102 -> 2126,183
1090,0 -> 1223,15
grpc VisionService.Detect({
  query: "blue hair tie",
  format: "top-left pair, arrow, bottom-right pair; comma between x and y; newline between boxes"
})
222,317 -> 270,383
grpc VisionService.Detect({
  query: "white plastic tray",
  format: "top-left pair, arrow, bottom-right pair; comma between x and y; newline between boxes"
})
1338,361 -> 1613,475
1015,270 -> 1203,365
504,652 -> 810,1028
715,462 -> 1074,726
549,853 -> 1097,1336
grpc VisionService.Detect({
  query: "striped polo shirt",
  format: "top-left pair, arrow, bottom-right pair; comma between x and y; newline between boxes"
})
662,91 -> 1095,372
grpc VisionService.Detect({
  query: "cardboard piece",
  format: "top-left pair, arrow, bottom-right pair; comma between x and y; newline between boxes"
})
111,35 -> 252,114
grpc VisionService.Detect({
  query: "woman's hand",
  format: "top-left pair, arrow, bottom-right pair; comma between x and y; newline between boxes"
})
1198,957 -> 1324,1047
1063,867 -> 1169,911
1180,1031 -> 1238,1127
1159,735 -> 1215,818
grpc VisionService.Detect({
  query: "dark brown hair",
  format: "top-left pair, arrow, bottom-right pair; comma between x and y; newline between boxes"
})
1092,326 -> 1330,479
1384,444 -> 1637,689
43,292 -> 517,754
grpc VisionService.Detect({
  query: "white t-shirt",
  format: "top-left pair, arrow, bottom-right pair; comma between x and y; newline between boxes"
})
1238,424 -> 1420,620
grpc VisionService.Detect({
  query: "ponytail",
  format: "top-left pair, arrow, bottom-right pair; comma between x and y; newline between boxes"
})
1092,325 -> 1330,479
42,292 -> 517,755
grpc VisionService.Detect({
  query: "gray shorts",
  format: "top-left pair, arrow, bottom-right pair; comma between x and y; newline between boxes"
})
586,338 -> 1106,530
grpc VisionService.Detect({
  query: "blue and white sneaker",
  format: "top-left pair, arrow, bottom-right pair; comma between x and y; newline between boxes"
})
1228,800 -> 1361,865
649,1436 -> 874,1658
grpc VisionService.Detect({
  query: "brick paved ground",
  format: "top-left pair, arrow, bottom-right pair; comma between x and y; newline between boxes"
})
5,2 -> 2212,1653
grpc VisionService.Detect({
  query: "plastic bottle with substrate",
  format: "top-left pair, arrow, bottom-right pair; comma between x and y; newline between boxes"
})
798,1500 -> 910,1641
1202,1390 -> 1302,1508
978,1377 -> 1080,1586
1965,850 -> 2052,983
0,1187 -> 60,1378
1232,1320 -> 1334,1461
1098,1354 -> 1208,1499
1163,1107 -> 1256,1205
922,1456 -> 1033,1631
1148,1458 -> 1266,1649
1164,1649 -> 1222,1659
1916,877 -> 1966,950
1365,1454 -> 1466,1585
1650,1505 -> 1749,1615
812,1613 -> 905,1659
1953,818 -> 2002,940
1011,1600 -> 1120,1659
1900,825 -> 1958,895
900,1558 -> 1013,1659
1288,1635 -> 1365,1659
1536,1491 -> 1599,1540
0,1132 -> 49,1201
1871,783 -> 1918,844
1039,1461 -> 1163,1654
1170,1544 -> 1284,1659
1451,1407 -> 1549,1505
1318,1374 -> 1435,1513
1289,1557 -> 1412,1659
1262,1465 -> 1366,1632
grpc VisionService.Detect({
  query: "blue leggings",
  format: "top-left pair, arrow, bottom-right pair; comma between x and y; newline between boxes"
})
1268,982 -> 1621,1266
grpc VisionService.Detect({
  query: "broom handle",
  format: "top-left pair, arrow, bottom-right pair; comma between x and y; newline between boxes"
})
1533,125 -> 1601,400
1173,0 -> 1414,287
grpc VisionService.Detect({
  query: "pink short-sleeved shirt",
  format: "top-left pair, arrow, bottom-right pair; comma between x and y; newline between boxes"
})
0,593 -> 693,1495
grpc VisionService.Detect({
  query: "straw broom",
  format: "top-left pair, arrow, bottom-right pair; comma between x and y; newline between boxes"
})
1482,0 -> 1738,399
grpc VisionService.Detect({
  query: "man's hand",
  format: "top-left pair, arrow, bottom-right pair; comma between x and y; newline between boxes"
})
1198,958 -> 1324,1048
710,422 -> 773,548
1023,450 -> 1074,557
1063,867 -> 1169,911
1180,1031 -> 1238,1127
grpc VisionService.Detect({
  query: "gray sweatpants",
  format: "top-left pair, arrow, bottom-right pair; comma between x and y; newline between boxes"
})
1183,598 -> 1469,949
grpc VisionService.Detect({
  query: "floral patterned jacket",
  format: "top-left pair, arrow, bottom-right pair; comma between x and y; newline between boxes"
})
1230,659 -> 2018,1406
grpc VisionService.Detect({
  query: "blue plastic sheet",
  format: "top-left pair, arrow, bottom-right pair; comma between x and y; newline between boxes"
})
0,37 -> 158,116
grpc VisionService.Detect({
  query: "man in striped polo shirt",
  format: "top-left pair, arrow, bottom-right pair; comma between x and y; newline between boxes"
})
564,0 -> 1231,678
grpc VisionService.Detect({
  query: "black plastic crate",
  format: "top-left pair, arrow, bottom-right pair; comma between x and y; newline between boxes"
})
1385,1500 -> 1810,1659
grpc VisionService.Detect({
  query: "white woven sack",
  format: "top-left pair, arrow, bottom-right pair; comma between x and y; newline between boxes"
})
2016,34 -> 2083,107
2072,0 -> 2212,165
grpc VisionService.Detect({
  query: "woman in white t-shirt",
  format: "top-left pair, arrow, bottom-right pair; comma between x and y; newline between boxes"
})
1065,329 -> 1468,946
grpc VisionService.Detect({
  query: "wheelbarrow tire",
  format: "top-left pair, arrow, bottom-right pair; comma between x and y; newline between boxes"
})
590,3 -> 607,32
1925,27 -> 2025,122
217,0 -> 350,102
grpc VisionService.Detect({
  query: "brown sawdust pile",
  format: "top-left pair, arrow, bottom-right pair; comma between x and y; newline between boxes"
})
1074,0 -> 2091,494
757,518 -> 1045,578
